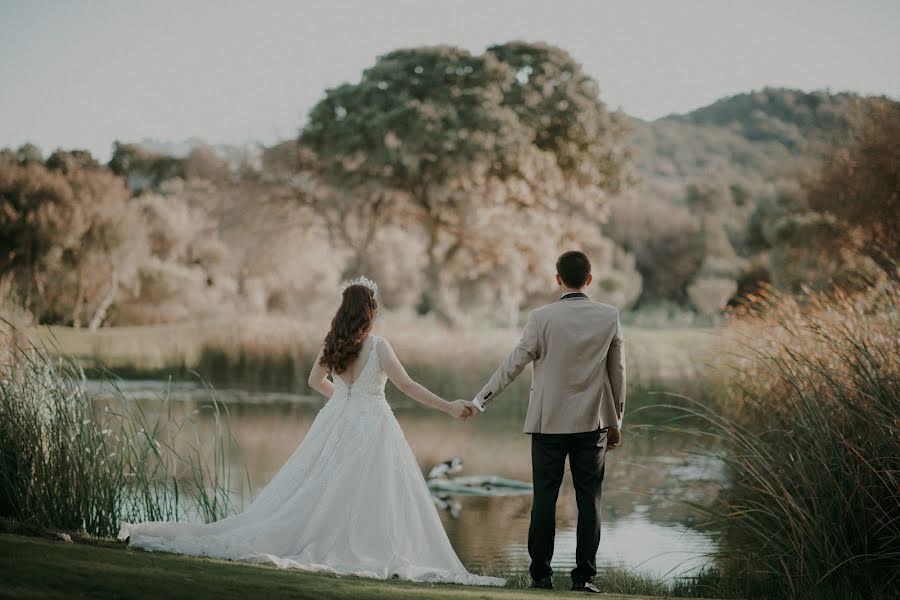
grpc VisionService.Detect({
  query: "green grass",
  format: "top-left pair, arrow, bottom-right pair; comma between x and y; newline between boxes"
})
0,533 -> 716,600
0,342 -> 238,538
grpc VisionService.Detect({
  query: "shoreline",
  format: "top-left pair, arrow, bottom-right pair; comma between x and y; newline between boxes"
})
0,531 -> 725,600
23,318 -> 719,389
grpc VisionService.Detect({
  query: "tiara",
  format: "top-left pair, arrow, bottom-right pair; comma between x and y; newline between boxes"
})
340,275 -> 378,296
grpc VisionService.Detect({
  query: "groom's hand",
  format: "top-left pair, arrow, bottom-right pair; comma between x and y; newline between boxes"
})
447,400 -> 474,421
450,400 -> 477,422
607,427 -> 622,450
461,400 -> 479,420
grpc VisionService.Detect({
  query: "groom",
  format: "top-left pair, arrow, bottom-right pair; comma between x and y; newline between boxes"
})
463,250 -> 626,593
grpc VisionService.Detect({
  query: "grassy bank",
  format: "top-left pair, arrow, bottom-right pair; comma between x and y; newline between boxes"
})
0,332 -> 730,599
27,315 -> 717,390
0,346 -> 237,538
0,533 -> 723,600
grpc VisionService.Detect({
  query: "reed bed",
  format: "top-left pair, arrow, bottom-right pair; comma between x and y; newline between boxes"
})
689,282 -> 900,599
31,313 -> 716,391
0,339 -> 240,538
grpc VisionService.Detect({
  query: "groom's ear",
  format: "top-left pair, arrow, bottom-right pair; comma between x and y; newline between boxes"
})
556,274 -> 563,286
585,273 -> 593,287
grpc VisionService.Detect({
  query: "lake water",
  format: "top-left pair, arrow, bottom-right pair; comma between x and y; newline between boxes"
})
91,377 -> 721,581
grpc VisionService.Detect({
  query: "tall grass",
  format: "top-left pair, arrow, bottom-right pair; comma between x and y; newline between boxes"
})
0,338 -> 240,538
692,282 -> 900,599
31,314 -> 716,391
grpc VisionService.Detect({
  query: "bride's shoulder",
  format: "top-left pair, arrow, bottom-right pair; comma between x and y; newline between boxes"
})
371,334 -> 395,354
371,335 -> 396,366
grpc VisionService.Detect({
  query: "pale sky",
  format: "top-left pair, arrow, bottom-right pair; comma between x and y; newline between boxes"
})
2,0 -> 898,161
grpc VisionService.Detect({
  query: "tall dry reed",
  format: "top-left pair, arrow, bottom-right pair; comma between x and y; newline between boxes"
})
692,282 -> 899,599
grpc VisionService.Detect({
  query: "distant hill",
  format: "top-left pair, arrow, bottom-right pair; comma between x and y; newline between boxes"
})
622,88 -> 896,211
629,87 -> 892,184
666,87 -> 871,148
605,88 -> 897,307
129,87 -> 891,191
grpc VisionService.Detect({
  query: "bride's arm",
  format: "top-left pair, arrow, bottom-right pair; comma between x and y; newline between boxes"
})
378,338 -> 471,419
307,347 -> 335,399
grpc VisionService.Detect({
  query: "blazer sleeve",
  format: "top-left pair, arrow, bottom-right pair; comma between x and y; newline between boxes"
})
607,309 -> 626,427
477,311 -> 540,408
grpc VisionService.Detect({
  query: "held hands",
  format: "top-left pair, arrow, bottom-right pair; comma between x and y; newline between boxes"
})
446,399 -> 477,421
461,400 -> 479,421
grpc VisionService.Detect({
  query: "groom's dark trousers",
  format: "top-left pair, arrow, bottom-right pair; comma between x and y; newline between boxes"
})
528,426 -> 607,583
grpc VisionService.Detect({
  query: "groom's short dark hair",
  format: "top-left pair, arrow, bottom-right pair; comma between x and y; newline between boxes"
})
556,251 -> 591,288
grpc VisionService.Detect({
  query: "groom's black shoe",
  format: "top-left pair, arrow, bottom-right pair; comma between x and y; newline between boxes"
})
571,579 -> 601,593
529,576 -> 553,589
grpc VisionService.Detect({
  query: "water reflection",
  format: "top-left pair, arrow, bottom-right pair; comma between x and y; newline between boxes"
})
88,378 -> 719,579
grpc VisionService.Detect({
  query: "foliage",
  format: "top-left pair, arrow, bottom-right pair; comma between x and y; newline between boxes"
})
0,341 -> 239,538
696,283 -> 900,599
607,194 -> 704,303
2,82 -> 897,327
0,147 -> 147,328
766,211 -> 887,292
686,277 -> 737,318
487,41 -> 628,192
299,42 -> 628,320
108,141 -> 186,193
618,89 -> 897,308
806,99 -> 900,267
671,87 -> 870,150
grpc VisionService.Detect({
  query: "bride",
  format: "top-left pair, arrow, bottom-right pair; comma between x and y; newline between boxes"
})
119,277 -> 505,587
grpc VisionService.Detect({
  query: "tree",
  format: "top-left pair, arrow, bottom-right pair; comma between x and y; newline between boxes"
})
15,143 -> 43,165
0,161 -> 72,319
673,88 -> 867,150
46,149 -> 100,172
765,211 -> 886,293
606,194 -> 704,304
0,153 -> 146,327
687,277 -> 737,318
108,141 -> 186,193
299,43 -> 626,320
487,41 -> 627,199
805,99 -> 899,270
184,144 -> 231,182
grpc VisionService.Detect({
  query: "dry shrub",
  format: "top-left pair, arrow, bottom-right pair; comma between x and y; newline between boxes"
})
703,282 -> 900,599
687,277 -> 738,317
110,259 -> 234,325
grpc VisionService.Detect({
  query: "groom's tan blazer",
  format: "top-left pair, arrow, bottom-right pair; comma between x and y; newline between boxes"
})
475,294 -> 626,434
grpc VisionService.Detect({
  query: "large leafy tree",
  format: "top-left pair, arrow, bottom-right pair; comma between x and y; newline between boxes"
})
299,43 -> 626,320
488,42 -> 626,198
0,148 -> 146,327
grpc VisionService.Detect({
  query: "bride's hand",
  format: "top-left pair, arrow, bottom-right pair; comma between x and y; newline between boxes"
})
446,399 -> 473,421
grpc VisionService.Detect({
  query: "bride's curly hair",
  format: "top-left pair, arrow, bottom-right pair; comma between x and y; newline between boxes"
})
320,284 -> 378,374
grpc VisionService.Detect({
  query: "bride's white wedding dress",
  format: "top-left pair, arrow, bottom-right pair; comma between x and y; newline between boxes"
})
118,335 -> 504,586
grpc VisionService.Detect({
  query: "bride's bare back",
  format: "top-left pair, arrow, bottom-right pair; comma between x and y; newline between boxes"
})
334,336 -> 375,384
308,335 -> 470,420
